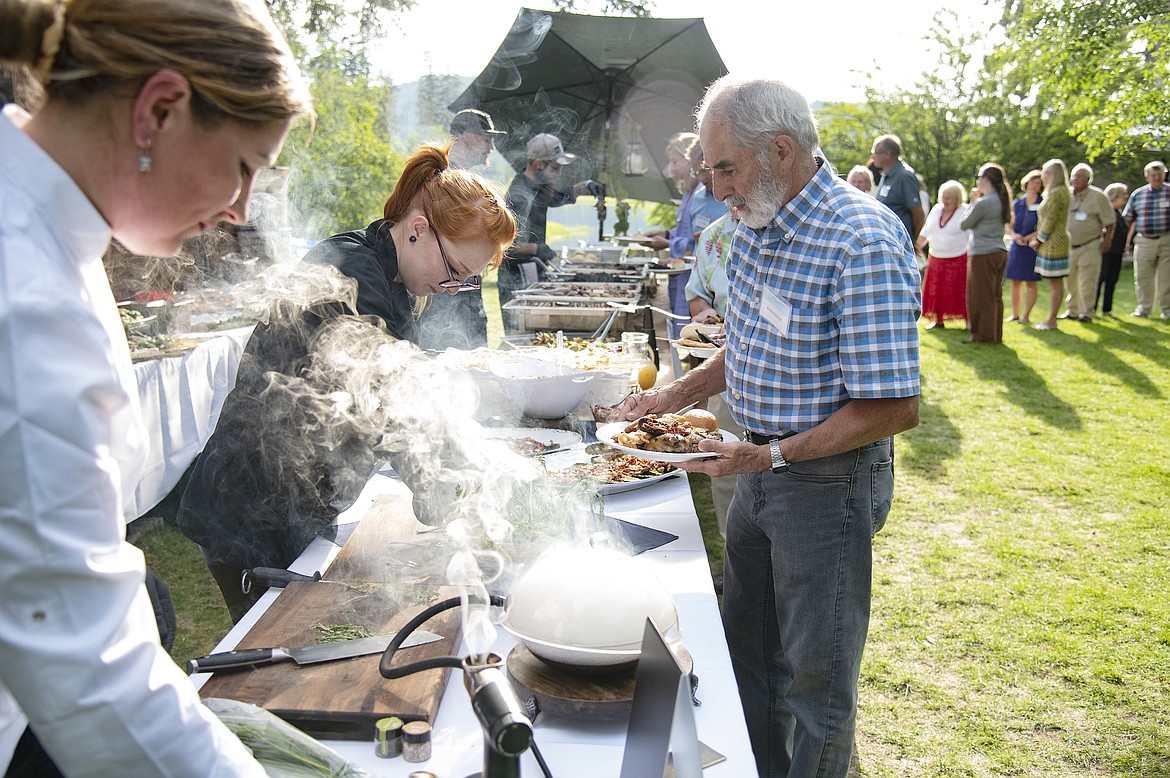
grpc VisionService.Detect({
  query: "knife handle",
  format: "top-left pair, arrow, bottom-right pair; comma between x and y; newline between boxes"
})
186,647 -> 288,675
244,567 -> 320,591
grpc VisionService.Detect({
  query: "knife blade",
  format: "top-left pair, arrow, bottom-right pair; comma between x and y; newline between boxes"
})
186,630 -> 443,675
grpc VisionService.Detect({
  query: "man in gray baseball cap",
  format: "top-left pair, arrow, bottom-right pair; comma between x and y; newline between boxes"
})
525,132 -> 576,166
499,133 -> 598,333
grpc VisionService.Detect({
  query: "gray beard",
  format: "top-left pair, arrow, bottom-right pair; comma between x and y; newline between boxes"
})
734,173 -> 790,230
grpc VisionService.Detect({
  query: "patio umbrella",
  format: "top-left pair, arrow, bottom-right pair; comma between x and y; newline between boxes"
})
449,7 -> 727,214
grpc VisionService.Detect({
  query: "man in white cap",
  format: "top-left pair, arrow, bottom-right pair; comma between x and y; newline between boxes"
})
499,132 -> 598,333
418,109 -> 507,350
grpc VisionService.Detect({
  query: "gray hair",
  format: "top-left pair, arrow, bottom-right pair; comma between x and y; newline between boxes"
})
1104,182 -> 1128,202
1145,160 -> 1167,174
1071,163 -> 1094,182
695,75 -> 820,157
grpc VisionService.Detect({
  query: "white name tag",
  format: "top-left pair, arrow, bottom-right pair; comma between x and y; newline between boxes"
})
879,185 -> 891,197
1074,210 -> 1088,221
760,287 -> 792,338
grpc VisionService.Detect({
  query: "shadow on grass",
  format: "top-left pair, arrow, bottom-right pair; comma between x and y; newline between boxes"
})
939,330 -> 1082,431
1025,317 -> 1168,400
898,369 -> 961,481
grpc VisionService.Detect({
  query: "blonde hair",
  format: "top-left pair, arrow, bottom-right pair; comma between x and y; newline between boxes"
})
937,179 -> 967,205
847,165 -> 874,191
664,131 -> 698,190
0,0 -> 312,127
1042,159 -> 1069,191
383,144 -> 518,272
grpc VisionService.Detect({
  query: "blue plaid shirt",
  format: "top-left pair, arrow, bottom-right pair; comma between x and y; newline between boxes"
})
724,159 -> 921,435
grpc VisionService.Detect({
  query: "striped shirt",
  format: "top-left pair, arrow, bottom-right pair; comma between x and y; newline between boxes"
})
1122,182 -> 1170,236
724,159 -> 921,435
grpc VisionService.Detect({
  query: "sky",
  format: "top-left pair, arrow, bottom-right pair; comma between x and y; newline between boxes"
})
370,0 -> 1004,104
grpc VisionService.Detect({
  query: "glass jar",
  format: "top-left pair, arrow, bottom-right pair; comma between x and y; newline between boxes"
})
621,331 -> 657,391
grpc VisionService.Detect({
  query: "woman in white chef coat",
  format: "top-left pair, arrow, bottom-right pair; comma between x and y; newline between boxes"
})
0,1 -> 311,776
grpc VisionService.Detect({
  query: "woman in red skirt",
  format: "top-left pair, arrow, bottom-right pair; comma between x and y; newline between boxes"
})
916,180 -> 971,329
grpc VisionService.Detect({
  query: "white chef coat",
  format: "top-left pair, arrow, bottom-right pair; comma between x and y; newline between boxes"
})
0,104 -> 264,776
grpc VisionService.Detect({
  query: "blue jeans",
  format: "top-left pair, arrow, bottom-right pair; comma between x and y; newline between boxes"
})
722,438 -> 894,778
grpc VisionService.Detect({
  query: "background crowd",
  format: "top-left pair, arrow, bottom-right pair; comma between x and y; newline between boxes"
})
848,139 -> 1170,342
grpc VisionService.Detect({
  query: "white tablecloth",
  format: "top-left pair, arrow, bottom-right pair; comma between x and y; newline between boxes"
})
192,469 -> 758,777
129,326 -> 253,520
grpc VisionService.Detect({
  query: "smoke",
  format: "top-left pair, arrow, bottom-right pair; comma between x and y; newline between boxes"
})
217,264 -> 607,658
476,9 -> 553,93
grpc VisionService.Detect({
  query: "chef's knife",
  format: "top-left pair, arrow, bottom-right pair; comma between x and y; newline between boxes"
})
242,567 -> 332,591
186,630 -> 443,675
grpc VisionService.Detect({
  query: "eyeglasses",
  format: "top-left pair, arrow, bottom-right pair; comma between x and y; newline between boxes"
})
433,226 -> 482,292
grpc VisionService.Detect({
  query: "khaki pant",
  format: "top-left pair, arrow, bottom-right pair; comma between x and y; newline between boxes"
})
1065,242 -> 1100,317
1133,234 -> 1170,316
707,392 -> 743,539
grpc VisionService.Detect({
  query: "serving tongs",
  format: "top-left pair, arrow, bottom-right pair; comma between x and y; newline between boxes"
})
589,309 -> 621,340
605,300 -> 689,320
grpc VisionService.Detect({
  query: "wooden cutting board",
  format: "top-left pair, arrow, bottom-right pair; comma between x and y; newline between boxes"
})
198,491 -> 463,740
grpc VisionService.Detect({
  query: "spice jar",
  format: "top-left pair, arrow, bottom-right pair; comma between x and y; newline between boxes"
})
374,716 -> 403,758
402,720 -> 433,763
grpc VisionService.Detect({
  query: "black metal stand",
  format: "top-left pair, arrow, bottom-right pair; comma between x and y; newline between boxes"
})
379,596 -> 549,778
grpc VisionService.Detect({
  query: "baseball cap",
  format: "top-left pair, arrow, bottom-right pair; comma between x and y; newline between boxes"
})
449,109 -> 506,137
527,133 -> 576,165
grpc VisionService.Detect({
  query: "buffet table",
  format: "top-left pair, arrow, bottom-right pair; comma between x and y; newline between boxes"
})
129,326 -> 253,520
192,465 -> 758,777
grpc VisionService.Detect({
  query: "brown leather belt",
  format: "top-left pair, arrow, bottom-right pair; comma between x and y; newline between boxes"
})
1071,240 -> 1097,248
1138,233 -> 1165,239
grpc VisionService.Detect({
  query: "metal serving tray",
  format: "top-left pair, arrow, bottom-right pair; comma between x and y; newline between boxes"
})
512,281 -> 643,304
546,263 -> 646,284
502,300 -> 641,334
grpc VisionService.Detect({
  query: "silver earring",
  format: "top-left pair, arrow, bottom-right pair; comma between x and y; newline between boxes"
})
138,138 -> 153,173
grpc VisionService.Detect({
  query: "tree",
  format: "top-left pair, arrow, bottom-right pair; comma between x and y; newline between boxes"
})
415,56 -> 469,130
995,0 -> 1170,159
818,12 -> 987,196
817,10 -> 1147,197
281,45 -> 403,239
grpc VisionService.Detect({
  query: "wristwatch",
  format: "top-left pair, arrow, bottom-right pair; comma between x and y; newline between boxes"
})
769,437 -> 789,474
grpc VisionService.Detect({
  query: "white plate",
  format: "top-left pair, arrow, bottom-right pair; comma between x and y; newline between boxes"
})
594,421 -> 739,462
484,427 -> 582,455
669,340 -> 720,359
646,261 -> 694,276
597,468 -> 683,494
544,455 -> 683,494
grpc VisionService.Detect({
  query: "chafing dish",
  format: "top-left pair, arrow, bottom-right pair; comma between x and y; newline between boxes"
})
546,263 -> 646,284
502,299 -> 643,334
511,281 -> 643,304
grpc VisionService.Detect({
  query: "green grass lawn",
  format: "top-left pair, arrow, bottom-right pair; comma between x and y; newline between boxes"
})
137,265 -> 1169,776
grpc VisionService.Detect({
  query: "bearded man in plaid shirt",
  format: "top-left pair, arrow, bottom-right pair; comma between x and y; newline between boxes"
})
621,75 -> 921,778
